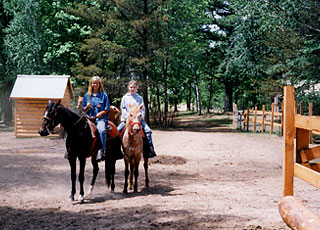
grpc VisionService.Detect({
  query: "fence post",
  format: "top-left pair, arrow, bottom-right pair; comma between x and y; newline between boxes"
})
283,86 -> 295,196
254,106 -> 257,133
271,103 -> 274,134
309,102 -> 313,144
246,107 -> 249,131
262,105 -> 265,133
281,101 -> 284,136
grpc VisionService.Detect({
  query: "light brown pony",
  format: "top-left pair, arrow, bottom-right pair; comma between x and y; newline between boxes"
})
122,103 -> 149,193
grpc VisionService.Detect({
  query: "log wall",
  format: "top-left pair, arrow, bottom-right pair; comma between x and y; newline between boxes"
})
14,86 -> 72,137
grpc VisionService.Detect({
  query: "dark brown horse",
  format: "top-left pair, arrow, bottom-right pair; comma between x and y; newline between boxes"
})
38,100 -> 122,202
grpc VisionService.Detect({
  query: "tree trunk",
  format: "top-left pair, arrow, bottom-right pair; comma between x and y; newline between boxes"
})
151,65 -> 160,123
187,83 -> 192,111
208,74 -> 214,114
4,99 -> 13,125
224,80 -> 233,112
142,66 -> 150,124
194,74 -> 201,116
3,89 -> 13,125
163,57 -> 168,126
156,77 -> 162,124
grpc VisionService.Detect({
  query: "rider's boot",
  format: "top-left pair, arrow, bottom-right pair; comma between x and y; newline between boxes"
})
96,149 -> 105,162
149,145 -> 157,158
143,138 -> 157,158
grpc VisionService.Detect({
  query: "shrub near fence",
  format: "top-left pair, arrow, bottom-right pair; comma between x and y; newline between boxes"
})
239,103 -> 283,135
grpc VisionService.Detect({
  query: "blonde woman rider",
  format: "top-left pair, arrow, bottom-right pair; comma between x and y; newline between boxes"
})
82,76 -> 110,162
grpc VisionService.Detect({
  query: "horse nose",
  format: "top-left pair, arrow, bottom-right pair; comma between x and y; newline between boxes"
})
38,129 -> 49,136
133,124 -> 140,133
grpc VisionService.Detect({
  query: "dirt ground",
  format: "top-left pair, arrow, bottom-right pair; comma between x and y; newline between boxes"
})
1,113 -> 320,230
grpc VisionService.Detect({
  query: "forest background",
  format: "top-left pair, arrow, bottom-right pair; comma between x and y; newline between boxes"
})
0,0 -> 319,126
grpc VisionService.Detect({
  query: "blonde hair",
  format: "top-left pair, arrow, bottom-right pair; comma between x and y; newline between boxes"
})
88,76 -> 105,97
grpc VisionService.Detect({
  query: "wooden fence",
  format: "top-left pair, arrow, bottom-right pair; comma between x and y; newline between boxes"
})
235,103 -> 283,135
279,86 -> 320,229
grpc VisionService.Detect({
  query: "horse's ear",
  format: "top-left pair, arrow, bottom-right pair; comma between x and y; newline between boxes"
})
57,100 -> 61,105
48,99 -> 52,104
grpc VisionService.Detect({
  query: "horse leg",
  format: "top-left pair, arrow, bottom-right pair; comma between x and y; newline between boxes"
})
123,160 -> 129,194
133,162 -> 139,193
88,157 -> 99,195
105,158 -> 115,192
69,158 -> 77,201
78,157 -> 86,203
143,158 -> 149,188
111,174 -> 115,193
129,162 -> 134,190
109,160 -> 116,193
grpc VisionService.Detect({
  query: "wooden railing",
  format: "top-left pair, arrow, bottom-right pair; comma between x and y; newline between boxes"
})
279,86 -> 320,230
238,103 -> 283,135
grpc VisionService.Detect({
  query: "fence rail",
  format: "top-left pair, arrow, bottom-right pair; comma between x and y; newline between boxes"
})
234,103 -> 283,135
279,86 -> 320,230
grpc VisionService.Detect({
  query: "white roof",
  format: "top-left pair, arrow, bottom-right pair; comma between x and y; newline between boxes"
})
10,75 -> 73,99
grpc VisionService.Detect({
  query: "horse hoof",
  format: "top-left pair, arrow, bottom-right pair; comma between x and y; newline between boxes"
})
78,195 -> 84,203
111,189 -> 115,193
87,185 -> 94,195
123,189 -> 128,194
69,194 -> 74,202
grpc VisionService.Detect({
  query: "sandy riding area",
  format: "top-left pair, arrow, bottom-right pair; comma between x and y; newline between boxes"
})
1,114 -> 320,230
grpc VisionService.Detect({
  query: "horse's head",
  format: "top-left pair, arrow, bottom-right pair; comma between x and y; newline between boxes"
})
126,103 -> 143,135
77,96 -> 83,111
109,105 -> 121,125
38,100 -> 62,136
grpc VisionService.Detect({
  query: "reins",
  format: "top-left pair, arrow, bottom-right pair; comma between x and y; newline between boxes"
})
122,120 -> 145,154
128,120 -> 145,136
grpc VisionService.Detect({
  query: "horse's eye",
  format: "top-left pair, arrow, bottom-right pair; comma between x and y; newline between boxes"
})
130,113 -> 133,117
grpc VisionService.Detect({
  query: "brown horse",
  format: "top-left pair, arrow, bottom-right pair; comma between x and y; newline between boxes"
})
38,100 -> 123,202
122,104 -> 149,193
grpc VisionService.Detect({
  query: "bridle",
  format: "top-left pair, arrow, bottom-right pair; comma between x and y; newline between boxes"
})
41,105 -> 60,134
128,120 -> 144,136
43,110 -> 57,122
121,120 -> 145,155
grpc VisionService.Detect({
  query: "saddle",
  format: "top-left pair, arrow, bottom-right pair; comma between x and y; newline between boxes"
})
85,116 -> 119,139
86,117 -> 123,160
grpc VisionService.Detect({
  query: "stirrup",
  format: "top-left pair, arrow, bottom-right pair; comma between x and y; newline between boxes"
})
96,149 -> 105,162
107,125 -> 113,131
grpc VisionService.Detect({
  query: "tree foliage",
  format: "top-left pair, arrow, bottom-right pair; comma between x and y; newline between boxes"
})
1,0 -> 320,124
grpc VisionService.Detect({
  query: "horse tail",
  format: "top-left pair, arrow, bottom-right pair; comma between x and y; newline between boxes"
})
105,158 -> 115,188
105,135 -> 123,188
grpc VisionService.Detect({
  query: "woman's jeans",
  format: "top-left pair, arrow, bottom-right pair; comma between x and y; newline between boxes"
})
96,120 -> 107,150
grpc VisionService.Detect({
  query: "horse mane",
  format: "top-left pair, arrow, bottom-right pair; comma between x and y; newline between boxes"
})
55,104 -> 80,119
125,104 -> 140,129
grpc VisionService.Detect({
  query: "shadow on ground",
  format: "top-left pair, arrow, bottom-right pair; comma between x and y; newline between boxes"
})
158,113 -> 237,133
0,205 -> 250,230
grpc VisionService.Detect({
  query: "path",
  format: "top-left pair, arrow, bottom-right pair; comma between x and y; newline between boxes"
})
1,113 -> 319,229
